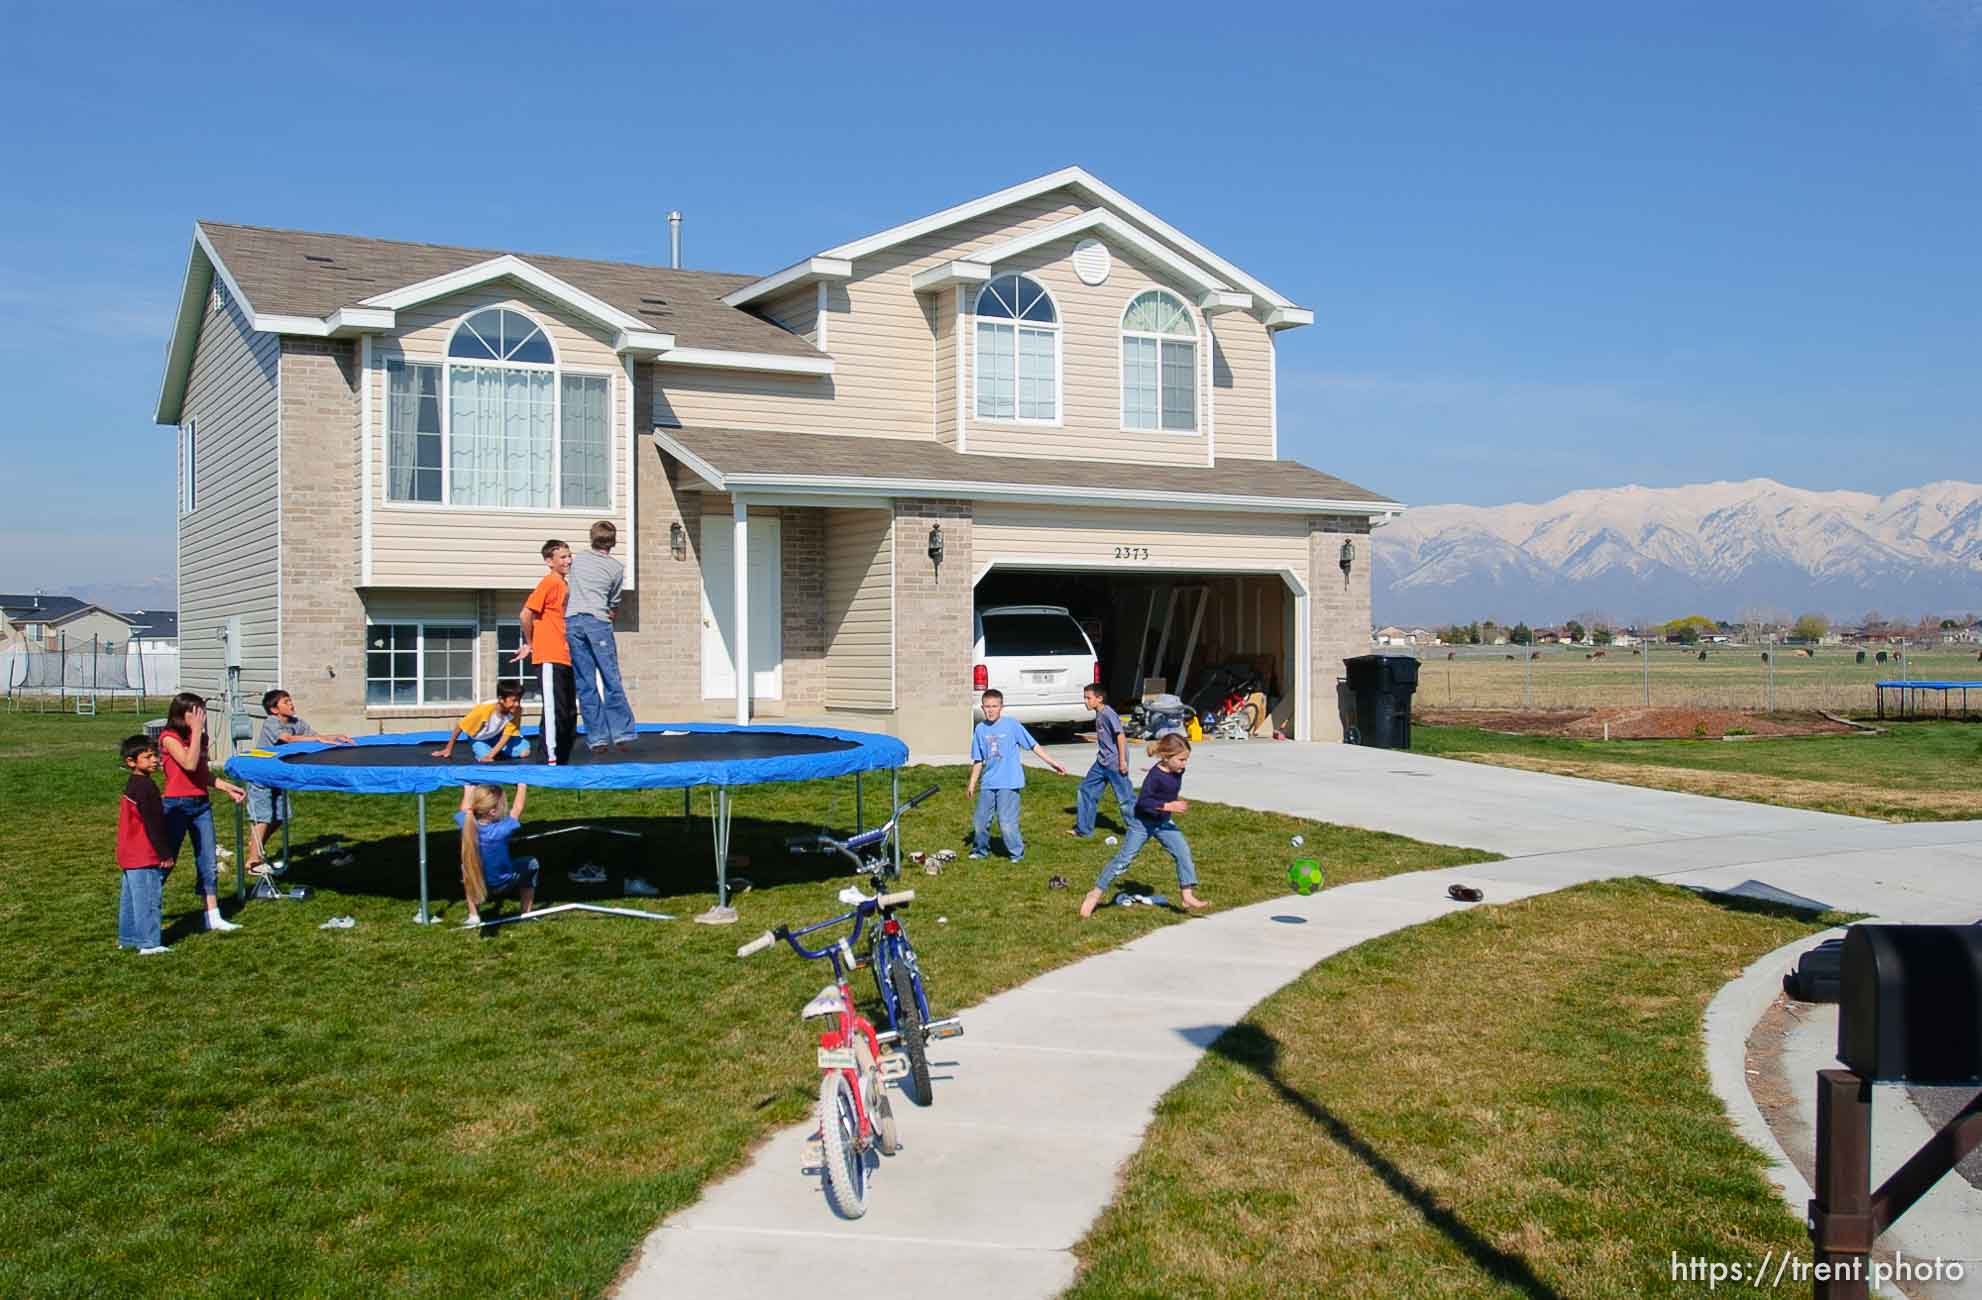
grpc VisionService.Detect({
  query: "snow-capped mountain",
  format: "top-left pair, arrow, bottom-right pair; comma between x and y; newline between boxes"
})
1373,479 -> 1982,626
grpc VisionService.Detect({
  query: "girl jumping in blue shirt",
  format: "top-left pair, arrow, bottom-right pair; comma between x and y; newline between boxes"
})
1080,734 -> 1208,918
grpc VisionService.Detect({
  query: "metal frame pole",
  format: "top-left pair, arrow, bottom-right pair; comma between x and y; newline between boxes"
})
855,772 -> 864,835
415,792 -> 431,924
892,769 -> 902,876
694,787 -> 739,925
234,799 -> 247,904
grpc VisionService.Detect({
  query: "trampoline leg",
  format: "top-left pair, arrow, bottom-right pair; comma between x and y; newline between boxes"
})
281,816 -> 291,876
856,773 -> 864,835
892,769 -> 901,877
234,799 -> 246,904
695,787 -> 738,925
415,792 -> 434,925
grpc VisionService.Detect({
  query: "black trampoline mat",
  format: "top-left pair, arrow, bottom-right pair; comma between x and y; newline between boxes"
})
283,729 -> 859,769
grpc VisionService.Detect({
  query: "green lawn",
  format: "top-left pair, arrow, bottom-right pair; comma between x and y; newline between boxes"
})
0,713 -> 1491,1298
1413,719 -> 1982,821
1068,879 -> 1845,1299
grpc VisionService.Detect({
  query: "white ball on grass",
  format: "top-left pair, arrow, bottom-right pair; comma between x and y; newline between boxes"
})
1105,835 -> 1118,846
1291,834 -> 1305,848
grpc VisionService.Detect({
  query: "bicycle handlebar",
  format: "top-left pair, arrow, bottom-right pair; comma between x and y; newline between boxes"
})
903,784 -> 940,811
736,931 -> 775,958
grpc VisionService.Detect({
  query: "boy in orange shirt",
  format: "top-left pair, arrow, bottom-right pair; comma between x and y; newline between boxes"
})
514,539 -> 578,764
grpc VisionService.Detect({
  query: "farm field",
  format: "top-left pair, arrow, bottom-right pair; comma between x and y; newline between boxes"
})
1413,718 -> 1982,821
1401,645 -> 1982,715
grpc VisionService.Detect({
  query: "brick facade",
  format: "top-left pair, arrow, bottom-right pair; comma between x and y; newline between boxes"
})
890,498 -> 974,754
1308,514 -> 1374,743
277,338 -> 368,734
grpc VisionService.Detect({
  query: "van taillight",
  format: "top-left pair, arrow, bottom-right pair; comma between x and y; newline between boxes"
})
973,664 -> 988,690
1092,661 -> 1101,683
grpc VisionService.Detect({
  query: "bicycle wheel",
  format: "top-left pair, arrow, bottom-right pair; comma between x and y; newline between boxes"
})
817,1070 -> 868,1218
889,961 -> 934,1107
1241,701 -> 1263,734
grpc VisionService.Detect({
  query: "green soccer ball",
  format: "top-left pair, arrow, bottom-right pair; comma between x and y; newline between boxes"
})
1288,859 -> 1326,896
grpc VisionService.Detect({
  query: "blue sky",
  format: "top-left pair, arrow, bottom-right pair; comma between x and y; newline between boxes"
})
2,1 -> 1977,592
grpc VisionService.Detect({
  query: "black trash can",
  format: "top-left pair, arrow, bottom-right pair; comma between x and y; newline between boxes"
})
1344,654 -> 1420,749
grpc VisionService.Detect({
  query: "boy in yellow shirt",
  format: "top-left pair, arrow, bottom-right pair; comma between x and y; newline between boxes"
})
431,682 -> 530,762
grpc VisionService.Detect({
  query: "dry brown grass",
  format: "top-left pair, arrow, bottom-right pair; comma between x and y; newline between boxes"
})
1447,752 -> 1982,821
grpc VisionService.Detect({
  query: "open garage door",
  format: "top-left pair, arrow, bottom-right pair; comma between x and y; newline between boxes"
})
973,566 -> 1305,738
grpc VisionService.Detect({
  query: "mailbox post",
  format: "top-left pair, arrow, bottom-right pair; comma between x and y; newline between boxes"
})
1807,925 -> 1982,1298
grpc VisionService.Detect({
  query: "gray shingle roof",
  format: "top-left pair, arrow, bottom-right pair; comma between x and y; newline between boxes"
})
0,594 -> 89,622
657,426 -> 1397,509
198,222 -> 819,359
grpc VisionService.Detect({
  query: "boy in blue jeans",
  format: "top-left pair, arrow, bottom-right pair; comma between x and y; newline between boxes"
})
1068,683 -> 1134,838
566,520 -> 635,752
115,735 -> 174,953
966,688 -> 1068,862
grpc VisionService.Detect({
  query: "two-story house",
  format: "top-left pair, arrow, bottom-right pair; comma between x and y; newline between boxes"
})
154,167 -> 1401,754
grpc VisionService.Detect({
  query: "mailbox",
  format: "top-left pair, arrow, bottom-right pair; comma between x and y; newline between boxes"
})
1838,925 -> 1982,1084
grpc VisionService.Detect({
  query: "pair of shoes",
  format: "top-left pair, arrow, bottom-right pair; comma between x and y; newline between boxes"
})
568,864 -> 608,884
318,915 -> 356,930
1447,884 -> 1485,903
137,945 -> 169,955
967,851 -> 989,861
207,914 -> 241,932
624,877 -> 659,897
1047,875 -> 1069,889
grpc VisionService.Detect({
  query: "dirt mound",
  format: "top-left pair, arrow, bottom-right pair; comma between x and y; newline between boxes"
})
1413,706 -> 1857,740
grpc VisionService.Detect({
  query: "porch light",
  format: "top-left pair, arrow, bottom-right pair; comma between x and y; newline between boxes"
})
1339,539 -> 1355,576
670,521 -> 687,561
928,523 -> 944,567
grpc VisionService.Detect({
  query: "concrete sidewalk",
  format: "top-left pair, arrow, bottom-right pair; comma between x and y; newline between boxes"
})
618,745 -> 1982,1299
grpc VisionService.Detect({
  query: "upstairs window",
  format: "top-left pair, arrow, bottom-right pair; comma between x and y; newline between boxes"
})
974,274 -> 1058,423
1121,290 -> 1197,432
385,307 -> 613,510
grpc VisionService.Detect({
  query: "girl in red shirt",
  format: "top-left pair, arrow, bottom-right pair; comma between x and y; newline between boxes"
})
158,692 -> 248,932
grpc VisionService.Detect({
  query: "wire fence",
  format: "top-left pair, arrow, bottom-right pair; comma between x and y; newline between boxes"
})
1399,643 -> 1982,716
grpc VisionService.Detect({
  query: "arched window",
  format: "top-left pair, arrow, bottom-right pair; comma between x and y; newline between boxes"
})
1120,290 -> 1197,432
386,307 -> 612,510
974,274 -> 1058,422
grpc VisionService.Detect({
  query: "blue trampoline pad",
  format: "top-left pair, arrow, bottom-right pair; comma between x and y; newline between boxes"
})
226,722 -> 909,794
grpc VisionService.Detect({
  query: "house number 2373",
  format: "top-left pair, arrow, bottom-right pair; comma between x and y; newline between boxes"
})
1113,546 -> 1151,561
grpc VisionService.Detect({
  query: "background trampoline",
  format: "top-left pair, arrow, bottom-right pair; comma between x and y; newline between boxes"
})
225,722 -> 911,924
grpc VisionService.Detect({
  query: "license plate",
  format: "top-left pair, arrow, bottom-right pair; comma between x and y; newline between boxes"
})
1026,670 -> 1059,683
817,1047 -> 856,1070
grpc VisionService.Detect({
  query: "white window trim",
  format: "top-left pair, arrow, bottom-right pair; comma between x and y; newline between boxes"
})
1117,290 -> 1201,436
380,305 -> 620,514
180,419 -> 197,514
362,616 -> 480,709
970,275 -> 1063,428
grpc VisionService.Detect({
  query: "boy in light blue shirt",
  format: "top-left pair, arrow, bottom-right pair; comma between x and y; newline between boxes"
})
966,688 -> 1068,862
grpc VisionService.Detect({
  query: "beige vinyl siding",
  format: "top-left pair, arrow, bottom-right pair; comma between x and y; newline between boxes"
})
824,509 -> 893,709
178,290 -> 281,709
964,235 -> 1208,467
755,284 -> 819,344
651,191 -> 1089,440
1209,311 -> 1274,460
366,284 -> 631,590
970,503 -> 1311,575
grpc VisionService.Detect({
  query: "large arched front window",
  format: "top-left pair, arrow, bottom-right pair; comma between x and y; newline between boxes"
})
974,274 -> 1058,423
1120,290 -> 1197,432
385,306 -> 612,509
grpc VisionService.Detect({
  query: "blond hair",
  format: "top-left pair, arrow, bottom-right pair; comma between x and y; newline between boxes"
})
459,784 -> 505,907
1145,733 -> 1192,762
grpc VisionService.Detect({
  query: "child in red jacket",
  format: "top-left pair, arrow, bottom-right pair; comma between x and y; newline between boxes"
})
116,735 -> 175,953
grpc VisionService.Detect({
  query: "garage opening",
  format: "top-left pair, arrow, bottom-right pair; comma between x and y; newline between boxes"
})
972,567 -> 1301,737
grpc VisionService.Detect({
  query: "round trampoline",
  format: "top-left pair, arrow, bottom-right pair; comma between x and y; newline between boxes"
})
225,723 -> 910,925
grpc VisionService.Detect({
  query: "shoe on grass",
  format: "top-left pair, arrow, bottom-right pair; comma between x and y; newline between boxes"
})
246,861 -> 273,878
624,877 -> 659,897
207,914 -> 241,932
137,945 -> 170,955
568,863 -> 608,884
967,851 -> 989,861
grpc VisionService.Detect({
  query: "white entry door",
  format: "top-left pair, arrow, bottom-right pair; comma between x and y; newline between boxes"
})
700,514 -> 783,700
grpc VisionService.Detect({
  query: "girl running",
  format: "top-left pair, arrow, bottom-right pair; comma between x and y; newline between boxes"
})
1079,734 -> 1208,918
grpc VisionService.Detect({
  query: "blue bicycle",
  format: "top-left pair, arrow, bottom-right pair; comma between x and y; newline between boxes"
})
790,784 -> 961,1106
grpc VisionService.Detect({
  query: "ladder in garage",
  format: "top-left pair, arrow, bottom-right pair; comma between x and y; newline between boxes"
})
1131,583 -> 1210,700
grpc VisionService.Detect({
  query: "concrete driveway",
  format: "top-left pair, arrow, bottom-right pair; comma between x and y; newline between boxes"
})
617,743 -> 1982,1299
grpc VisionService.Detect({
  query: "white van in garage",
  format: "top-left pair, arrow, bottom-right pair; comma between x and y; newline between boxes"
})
971,604 -> 1100,725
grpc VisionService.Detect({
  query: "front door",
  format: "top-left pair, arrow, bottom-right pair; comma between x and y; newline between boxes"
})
700,514 -> 783,701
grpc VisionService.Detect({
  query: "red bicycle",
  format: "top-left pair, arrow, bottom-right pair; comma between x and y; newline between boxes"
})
737,888 -> 916,1218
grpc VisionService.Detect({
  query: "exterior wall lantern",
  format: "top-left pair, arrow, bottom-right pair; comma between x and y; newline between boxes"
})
669,521 -> 687,561
1339,539 -> 1355,578
927,523 -> 945,569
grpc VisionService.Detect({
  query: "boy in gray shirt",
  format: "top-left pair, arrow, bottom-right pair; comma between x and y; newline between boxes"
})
1070,683 -> 1135,837
247,687 -> 351,874
566,520 -> 635,752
